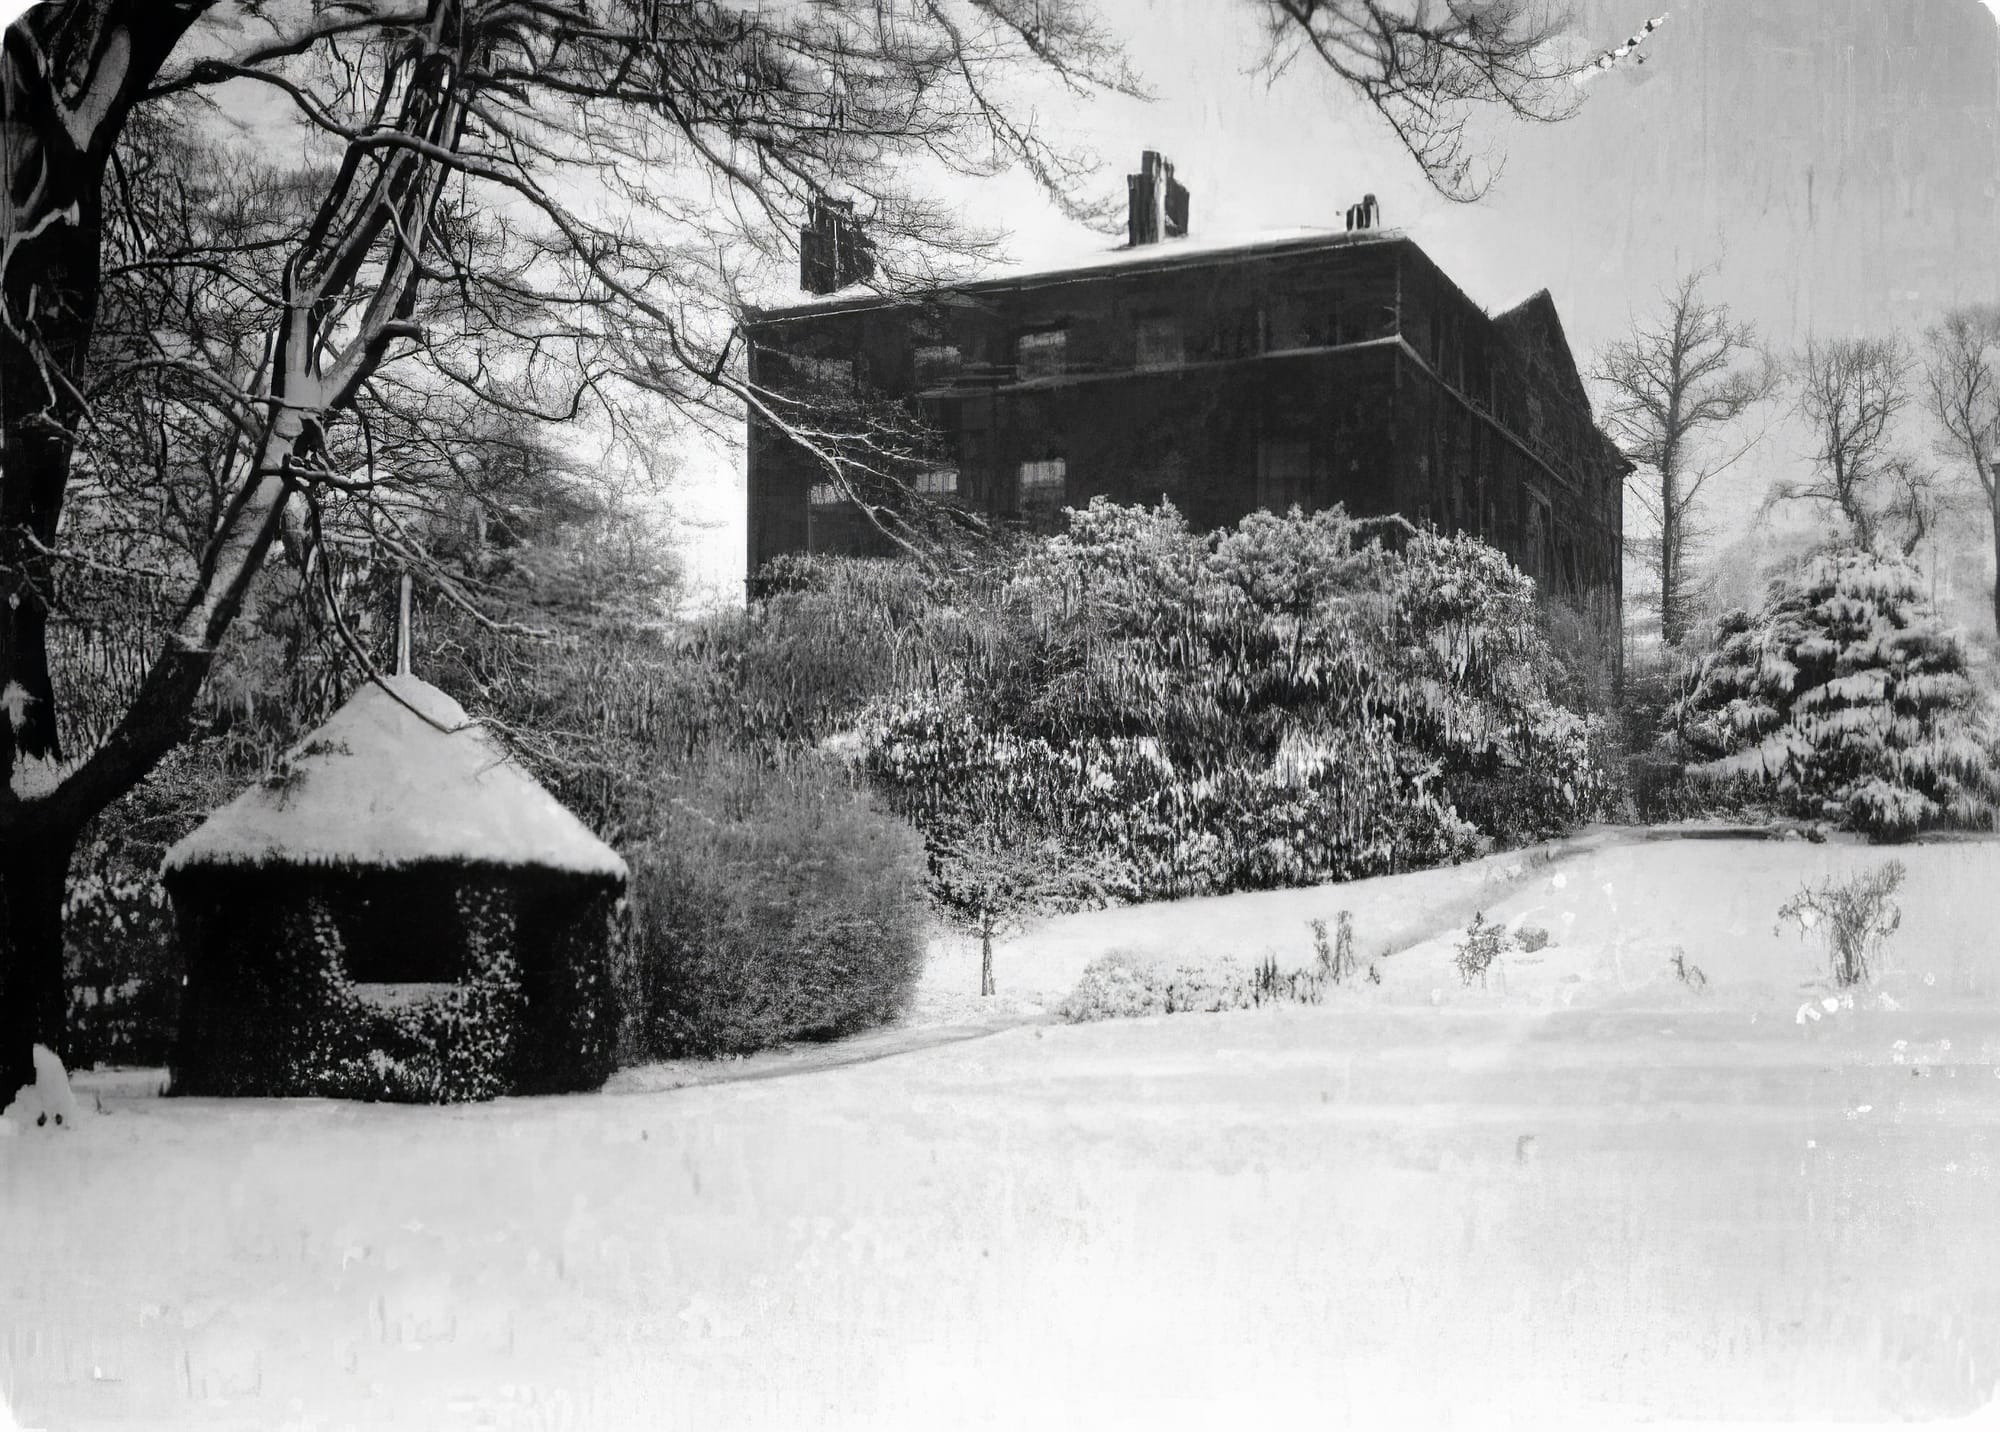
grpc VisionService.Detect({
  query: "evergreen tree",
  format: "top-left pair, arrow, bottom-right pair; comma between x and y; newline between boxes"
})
1672,548 -> 2000,841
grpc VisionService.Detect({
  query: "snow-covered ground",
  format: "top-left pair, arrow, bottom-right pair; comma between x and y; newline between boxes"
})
5,836 -> 2000,1430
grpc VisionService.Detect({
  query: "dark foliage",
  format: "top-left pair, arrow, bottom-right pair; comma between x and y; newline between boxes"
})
168,869 -> 618,1102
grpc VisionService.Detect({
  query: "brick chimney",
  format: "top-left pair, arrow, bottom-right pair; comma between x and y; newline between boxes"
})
800,196 -> 876,295
1126,150 -> 1189,247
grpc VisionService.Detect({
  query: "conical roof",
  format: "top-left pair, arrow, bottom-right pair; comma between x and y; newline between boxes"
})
163,674 -> 626,880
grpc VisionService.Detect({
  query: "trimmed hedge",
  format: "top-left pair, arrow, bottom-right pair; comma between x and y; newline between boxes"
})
627,748 -> 929,1058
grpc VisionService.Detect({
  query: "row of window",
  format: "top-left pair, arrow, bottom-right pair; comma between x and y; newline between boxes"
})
807,461 -> 1060,510
807,467 -> 966,508
808,444 -> 1306,514
804,455 -> 1606,591
903,295 -> 1404,389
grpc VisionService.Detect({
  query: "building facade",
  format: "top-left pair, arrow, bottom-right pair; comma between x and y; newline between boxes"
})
743,172 -> 1628,642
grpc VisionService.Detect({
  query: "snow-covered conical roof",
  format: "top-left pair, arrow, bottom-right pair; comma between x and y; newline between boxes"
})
163,674 -> 626,881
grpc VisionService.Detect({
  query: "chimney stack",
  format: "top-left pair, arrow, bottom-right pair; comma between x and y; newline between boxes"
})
1126,150 -> 1189,247
800,196 -> 876,295
1344,193 -> 1381,232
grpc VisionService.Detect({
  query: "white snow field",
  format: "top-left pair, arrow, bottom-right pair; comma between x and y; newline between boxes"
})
5,835 -> 2000,1431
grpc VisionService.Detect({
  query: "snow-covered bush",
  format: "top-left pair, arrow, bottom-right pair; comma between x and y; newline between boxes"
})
1057,951 -> 1257,1023
1671,548 -> 2000,841
1454,912 -> 1509,987
1311,911 -> 1359,985
627,746 -> 928,1057
868,501 -> 1608,903
1776,861 -> 1905,989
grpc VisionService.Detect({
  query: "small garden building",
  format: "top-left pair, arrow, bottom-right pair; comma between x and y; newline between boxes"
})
163,673 -> 626,1101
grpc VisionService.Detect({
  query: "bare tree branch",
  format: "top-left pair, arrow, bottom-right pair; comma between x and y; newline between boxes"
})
1591,266 -> 1771,644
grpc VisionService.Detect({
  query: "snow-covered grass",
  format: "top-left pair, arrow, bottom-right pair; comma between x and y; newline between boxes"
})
917,828 -> 1618,1009
5,836 -> 2000,1430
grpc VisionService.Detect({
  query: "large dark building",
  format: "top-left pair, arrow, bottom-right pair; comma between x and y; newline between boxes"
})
743,156 -> 1628,643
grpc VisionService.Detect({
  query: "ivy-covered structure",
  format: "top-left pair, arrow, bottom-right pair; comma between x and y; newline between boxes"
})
162,673 -> 626,1102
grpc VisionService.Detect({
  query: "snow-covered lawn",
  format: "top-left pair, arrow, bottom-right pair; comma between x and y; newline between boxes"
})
6,836 -> 2000,1430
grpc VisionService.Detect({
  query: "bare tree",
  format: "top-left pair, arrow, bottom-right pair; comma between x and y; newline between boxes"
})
1878,452 -> 1954,562
1256,0 -> 1582,202
1783,335 -> 1917,549
0,0 -> 1142,1103
1592,269 -> 1772,646
1922,304 -> 2000,637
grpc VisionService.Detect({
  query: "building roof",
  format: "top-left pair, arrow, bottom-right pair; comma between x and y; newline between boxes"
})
1493,289 -> 1635,476
163,674 -> 627,881
745,226 -> 1406,324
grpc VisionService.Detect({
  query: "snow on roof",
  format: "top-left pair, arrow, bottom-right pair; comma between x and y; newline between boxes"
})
751,226 -> 1403,319
163,674 -> 626,881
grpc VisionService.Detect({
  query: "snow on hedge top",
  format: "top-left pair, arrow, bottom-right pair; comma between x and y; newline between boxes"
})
163,675 -> 626,880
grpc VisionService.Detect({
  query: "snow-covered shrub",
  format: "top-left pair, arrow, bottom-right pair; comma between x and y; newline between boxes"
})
628,746 -> 928,1057
1311,911 -> 1359,985
1057,950 -> 1257,1023
1671,548 -> 2000,841
1776,860 -> 1905,989
1454,912 -> 1509,987
868,501 -> 1608,904
1059,952 -> 1174,1022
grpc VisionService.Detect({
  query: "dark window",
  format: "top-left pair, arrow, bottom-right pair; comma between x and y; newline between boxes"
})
1256,439 -> 1311,513
914,345 -> 961,386
1018,457 -> 1067,524
1016,329 -> 1067,379
1134,314 -> 1184,370
788,354 -> 854,391
1262,290 -> 1331,351
334,873 -> 470,985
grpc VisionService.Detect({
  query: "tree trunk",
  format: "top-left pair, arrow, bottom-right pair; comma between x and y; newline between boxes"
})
1991,508 -> 2000,643
0,824 -> 80,1106
0,6 -> 270,1106
980,929 -> 995,997
1659,464 -> 1681,646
